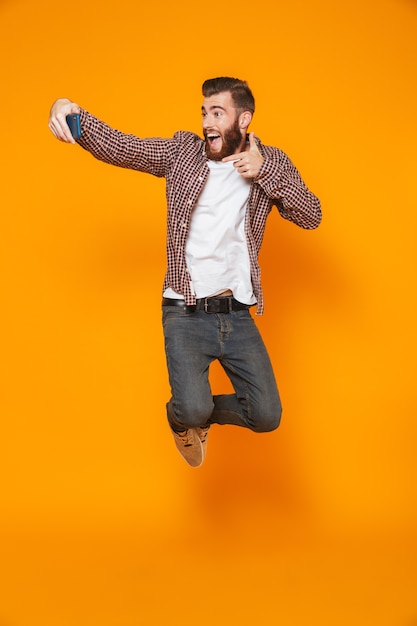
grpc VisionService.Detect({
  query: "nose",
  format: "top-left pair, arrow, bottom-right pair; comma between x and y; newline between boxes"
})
202,114 -> 212,129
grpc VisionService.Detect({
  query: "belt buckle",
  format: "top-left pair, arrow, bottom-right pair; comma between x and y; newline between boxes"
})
204,297 -> 232,314
204,297 -> 213,313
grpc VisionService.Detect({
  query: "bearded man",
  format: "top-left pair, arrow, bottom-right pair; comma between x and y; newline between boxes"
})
49,77 -> 321,468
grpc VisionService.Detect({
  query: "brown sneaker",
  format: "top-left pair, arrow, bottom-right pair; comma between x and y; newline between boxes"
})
170,426 -> 203,468
195,425 -> 210,461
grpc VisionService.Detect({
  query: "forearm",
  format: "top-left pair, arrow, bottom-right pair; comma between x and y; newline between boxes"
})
256,152 -> 322,230
77,109 -> 170,177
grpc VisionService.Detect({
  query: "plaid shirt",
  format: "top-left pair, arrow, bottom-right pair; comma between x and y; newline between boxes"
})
78,109 -> 321,314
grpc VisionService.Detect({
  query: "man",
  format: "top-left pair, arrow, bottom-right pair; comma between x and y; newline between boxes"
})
49,77 -> 321,468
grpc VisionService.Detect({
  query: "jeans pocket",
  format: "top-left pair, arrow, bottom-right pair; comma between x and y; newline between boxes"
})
162,305 -> 188,327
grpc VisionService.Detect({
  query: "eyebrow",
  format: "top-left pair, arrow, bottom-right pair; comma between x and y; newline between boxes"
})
201,105 -> 227,112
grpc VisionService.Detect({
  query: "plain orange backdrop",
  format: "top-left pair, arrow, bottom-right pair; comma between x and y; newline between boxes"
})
1,0 -> 416,624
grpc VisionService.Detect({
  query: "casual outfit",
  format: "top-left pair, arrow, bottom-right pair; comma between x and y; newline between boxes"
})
77,109 -> 321,466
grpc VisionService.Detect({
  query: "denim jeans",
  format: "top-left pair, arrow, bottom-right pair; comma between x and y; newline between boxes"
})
162,305 -> 282,432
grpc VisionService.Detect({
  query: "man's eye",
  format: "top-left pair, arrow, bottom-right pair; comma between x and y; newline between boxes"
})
215,111 -> 222,117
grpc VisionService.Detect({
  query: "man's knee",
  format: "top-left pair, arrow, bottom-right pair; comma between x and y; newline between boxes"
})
167,399 -> 213,430
251,403 -> 282,433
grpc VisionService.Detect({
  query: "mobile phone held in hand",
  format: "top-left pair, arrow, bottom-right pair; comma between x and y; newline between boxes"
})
66,113 -> 81,139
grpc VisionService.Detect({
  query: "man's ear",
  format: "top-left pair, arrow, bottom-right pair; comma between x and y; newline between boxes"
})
239,111 -> 253,131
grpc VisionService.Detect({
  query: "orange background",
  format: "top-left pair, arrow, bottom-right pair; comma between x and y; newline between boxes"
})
1,0 -> 416,624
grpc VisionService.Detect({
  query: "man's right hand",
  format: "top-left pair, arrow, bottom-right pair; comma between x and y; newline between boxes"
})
48,98 -> 81,144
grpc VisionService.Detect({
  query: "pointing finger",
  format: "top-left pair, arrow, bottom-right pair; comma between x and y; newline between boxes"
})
222,152 -> 244,163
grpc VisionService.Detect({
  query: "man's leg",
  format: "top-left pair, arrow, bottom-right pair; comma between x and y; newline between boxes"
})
163,306 -> 218,429
162,305 -> 218,466
210,309 -> 282,432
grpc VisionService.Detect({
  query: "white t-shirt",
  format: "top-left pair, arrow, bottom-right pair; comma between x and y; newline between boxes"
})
164,160 -> 256,305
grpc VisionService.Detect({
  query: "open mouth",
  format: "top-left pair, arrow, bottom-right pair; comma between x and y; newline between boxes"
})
206,133 -> 221,150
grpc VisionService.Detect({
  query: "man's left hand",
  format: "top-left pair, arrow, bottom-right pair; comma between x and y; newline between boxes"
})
222,132 -> 264,179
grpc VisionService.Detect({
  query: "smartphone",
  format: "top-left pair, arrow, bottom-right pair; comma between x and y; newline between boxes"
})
66,113 -> 82,139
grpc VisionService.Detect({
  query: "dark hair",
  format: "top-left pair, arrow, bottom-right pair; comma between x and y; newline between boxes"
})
202,77 -> 255,114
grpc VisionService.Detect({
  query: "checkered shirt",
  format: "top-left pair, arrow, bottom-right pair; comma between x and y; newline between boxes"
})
78,109 -> 321,314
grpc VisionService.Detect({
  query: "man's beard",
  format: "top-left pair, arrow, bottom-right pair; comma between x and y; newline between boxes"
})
204,119 -> 243,161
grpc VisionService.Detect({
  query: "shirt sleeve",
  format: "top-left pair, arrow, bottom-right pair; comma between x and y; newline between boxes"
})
255,148 -> 322,230
77,109 -> 178,178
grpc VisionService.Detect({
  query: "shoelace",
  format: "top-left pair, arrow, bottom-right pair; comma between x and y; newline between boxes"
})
198,426 -> 210,443
177,429 -> 194,447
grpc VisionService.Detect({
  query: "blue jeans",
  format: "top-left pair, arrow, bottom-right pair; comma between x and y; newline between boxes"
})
162,306 -> 282,432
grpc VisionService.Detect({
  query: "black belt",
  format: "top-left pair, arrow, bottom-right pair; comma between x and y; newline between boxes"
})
162,296 -> 251,314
